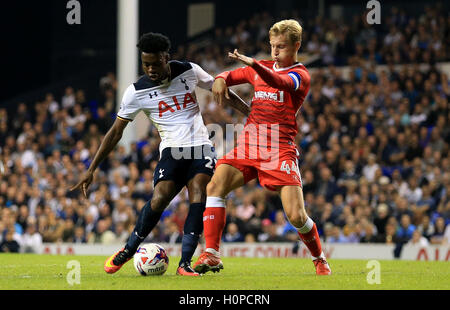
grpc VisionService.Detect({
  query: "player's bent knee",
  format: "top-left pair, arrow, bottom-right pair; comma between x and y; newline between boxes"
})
286,210 -> 308,228
206,179 -> 226,198
189,182 -> 206,202
150,195 -> 169,213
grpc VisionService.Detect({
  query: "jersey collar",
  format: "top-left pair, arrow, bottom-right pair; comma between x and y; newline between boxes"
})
272,62 -> 303,72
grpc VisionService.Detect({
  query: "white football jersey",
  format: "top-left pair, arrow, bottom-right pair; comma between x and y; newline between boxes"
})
117,61 -> 213,153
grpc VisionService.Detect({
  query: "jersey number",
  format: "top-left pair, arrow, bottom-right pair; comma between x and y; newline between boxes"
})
280,160 -> 300,176
205,156 -> 217,169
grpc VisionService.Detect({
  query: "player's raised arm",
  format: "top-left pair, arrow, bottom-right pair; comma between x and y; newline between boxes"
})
69,117 -> 128,198
229,49 -> 297,92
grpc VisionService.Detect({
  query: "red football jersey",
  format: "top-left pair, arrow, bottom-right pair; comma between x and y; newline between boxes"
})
217,59 -> 310,148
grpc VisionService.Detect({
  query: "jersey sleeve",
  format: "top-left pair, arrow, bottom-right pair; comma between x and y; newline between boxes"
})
117,84 -> 140,122
250,60 -> 297,92
216,66 -> 254,86
289,67 -> 311,94
190,62 -> 215,90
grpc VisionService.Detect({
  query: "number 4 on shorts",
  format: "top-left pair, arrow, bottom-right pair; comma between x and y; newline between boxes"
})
280,160 -> 291,174
280,160 -> 300,176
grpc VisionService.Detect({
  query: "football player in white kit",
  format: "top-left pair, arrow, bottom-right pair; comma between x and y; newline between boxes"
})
70,33 -> 249,276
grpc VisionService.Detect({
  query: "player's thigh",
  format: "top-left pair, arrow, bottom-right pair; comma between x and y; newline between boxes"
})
151,180 -> 182,212
207,163 -> 245,198
279,185 -> 308,227
186,173 -> 211,204
185,144 -> 217,203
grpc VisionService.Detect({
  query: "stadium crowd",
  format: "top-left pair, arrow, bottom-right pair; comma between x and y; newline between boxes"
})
0,3 -> 449,254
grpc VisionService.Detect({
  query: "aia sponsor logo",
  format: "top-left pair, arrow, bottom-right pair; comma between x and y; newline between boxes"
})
158,93 -> 196,117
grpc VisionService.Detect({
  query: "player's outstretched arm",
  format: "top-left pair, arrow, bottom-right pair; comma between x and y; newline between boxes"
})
69,117 -> 128,198
229,49 -> 296,92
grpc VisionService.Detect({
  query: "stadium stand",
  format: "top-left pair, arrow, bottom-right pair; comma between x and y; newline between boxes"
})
0,3 -> 449,254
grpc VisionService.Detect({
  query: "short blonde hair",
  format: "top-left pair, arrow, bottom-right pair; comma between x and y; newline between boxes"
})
269,19 -> 303,45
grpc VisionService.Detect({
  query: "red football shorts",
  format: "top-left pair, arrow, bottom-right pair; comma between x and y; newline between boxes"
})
217,143 -> 302,191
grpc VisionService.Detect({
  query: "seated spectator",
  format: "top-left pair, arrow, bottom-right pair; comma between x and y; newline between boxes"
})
396,214 -> 416,243
164,221 -> 182,244
257,219 -> 273,242
73,226 -> 87,243
223,222 -> 244,242
378,223 -> 400,244
236,195 -> 256,222
360,223 -> 378,243
0,230 -> 20,253
20,217 -> 43,253
373,203 -> 390,237
327,225 -> 350,243
407,229 -> 429,247
417,215 -> 435,241
430,217 -> 447,244
88,219 -> 116,244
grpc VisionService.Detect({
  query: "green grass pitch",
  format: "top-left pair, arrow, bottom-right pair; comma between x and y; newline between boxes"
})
0,254 -> 448,290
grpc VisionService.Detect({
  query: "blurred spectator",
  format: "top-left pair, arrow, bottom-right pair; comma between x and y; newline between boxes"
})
430,217 -> 447,244
327,224 -> 350,243
360,223 -> 378,243
73,226 -> 87,243
373,203 -> 390,236
223,222 -> 244,242
164,220 -> 182,244
88,219 -> 116,244
236,195 -> 256,222
0,230 -> 20,252
20,217 -> 43,253
407,229 -> 430,247
396,214 -> 416,243
61,86 -> 76,110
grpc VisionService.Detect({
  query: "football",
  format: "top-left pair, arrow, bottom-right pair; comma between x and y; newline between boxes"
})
133,243 -> 169,276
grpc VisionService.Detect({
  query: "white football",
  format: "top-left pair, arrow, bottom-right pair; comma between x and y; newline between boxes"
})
133,243 -> 169,276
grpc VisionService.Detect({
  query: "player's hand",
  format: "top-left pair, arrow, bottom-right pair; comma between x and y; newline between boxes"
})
69,171 -> 94,198
228,49 -> 255,66
212,78 -> 230,106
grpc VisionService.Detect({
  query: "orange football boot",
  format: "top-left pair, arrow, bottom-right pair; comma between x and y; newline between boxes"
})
193,251 -> 224,274
104,248 -> 132,274
313,257 -> 332,275
176,264 -> 201,276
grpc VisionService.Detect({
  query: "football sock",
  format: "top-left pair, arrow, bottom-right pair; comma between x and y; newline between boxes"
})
297,217 -> 324,259
203,196 -> 226,253
179,202 -> 205,266
125,200 -> 163,255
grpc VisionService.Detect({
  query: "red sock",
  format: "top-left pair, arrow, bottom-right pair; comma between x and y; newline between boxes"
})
298,223 -> 323,258
203,207 -> 226,252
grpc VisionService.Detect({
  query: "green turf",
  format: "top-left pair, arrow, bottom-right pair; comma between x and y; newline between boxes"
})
0,254 -> 448,290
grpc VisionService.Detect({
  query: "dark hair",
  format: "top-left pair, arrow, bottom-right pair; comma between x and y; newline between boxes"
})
136,32 -> 171,54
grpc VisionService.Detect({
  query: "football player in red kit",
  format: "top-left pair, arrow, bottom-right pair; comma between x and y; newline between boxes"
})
193,19 -> 331,275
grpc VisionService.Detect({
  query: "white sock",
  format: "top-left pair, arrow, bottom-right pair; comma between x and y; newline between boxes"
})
297,217 -> 314,234
205,248 -> 220,256
205,196 -> 225,208
312,251 -> 326,260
